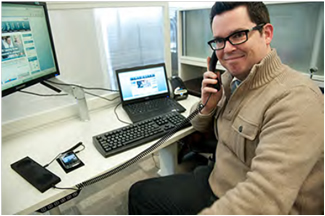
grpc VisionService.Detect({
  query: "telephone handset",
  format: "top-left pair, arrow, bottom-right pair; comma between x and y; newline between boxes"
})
209,52 -> 221,91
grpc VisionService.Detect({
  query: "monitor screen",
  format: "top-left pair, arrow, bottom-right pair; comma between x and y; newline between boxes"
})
116,64 -> 169,102
1,2 -> 60,97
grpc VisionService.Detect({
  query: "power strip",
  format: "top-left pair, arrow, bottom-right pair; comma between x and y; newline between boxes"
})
36,189 -> 81,213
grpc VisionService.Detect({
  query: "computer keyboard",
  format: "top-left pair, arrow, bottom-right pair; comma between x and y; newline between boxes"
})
93,111 -> 191,158
126,98 -> 181,114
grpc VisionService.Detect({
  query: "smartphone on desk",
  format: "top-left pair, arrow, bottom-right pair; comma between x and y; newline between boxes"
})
11,156 -> 61,193
59,152 -> 82,169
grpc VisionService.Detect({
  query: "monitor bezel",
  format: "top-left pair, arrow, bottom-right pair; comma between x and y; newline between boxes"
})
1,1 -> 60,97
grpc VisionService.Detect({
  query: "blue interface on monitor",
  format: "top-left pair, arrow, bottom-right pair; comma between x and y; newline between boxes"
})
1,3 -> 58,92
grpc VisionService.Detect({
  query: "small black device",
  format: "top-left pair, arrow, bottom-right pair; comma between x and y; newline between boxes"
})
59,152 -> 82,169
169,76 -> 188,100
209,52 -> 221,91
11,156 -> 61,193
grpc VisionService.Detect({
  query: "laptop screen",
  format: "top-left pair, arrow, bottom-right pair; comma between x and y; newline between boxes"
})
116,63 -> 169,102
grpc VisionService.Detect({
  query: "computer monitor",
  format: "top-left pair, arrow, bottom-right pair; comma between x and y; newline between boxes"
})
1,2 -> 60,97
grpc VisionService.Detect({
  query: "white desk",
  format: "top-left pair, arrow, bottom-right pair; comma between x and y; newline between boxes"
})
1,95 -> 199,215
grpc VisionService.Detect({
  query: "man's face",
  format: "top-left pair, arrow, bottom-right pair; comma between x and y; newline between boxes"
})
212,6 -> 272,80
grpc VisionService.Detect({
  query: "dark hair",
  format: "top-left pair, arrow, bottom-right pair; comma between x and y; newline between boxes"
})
210,2 -> 270,30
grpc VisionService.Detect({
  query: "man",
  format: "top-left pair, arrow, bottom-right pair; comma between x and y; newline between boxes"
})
2,36 -> 13,49
13,35 -> 25,56
128,2 -> 324,214
2,36 -> 16,59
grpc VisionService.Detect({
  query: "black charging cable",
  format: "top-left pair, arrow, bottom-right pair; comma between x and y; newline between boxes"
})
43,142 -> 85,168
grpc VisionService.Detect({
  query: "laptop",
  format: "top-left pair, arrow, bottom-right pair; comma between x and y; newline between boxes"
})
116,63 -> 186,123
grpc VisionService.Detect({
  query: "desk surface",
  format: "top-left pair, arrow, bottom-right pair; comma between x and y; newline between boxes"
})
1,95 -> 199,215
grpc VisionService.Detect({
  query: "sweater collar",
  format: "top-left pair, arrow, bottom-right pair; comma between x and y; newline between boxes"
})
245,49 -> 283,89
222,49 -> 284,97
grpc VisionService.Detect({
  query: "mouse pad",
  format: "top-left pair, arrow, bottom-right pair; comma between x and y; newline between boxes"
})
11,156 -> 61,193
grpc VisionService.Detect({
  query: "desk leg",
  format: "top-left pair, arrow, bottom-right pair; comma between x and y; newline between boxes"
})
157,143 -> 179,176
49,206 -> 62,215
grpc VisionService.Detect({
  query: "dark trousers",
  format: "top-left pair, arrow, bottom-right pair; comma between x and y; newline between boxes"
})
128,165 -> 218,215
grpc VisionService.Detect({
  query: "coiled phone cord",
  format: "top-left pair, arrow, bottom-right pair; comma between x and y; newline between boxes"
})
75,93 -> 212,190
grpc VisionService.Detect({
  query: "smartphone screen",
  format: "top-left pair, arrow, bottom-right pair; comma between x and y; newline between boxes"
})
60,152 -> 81,169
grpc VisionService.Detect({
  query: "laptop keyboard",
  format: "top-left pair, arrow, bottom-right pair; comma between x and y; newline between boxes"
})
126,98 -> 179,114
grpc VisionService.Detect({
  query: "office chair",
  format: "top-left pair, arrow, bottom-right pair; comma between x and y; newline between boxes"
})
178,131 -> 217,167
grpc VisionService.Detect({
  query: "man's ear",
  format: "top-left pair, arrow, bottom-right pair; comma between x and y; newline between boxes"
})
263,23 -> 273,45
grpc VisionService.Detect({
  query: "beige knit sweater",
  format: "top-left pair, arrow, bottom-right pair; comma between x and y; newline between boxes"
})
191,49 -> 324,214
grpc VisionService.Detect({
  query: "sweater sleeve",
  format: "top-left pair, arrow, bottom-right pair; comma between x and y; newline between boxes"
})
199,86 -> 324,214
190,91 -> 227,133
189,100 -> 216,133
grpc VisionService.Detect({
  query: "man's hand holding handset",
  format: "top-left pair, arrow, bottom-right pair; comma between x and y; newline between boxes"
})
200,52 -> 223,114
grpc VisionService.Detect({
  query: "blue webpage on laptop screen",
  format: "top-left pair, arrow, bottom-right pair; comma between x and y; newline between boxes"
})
118,65 -> 168,101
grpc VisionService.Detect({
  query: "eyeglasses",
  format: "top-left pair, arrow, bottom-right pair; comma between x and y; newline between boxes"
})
207,23 -> 266,51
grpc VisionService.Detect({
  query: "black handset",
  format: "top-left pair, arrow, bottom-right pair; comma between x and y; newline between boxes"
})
209,52 -> 221,91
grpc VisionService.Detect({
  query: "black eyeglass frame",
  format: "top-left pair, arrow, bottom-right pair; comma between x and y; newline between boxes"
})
207,23 -> 266,51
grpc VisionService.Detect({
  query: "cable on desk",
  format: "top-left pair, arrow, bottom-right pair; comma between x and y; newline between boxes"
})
84,90 -> 119,102
43,153 -> 62,168
52,186 -> 79,191
46,80 -> 119,92
114,102 -> 132,125
19,90 -> 69,97
84,91 -> 129,125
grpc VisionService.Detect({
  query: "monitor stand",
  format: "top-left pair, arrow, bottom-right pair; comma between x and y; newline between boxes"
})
43,77 -> 90,121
